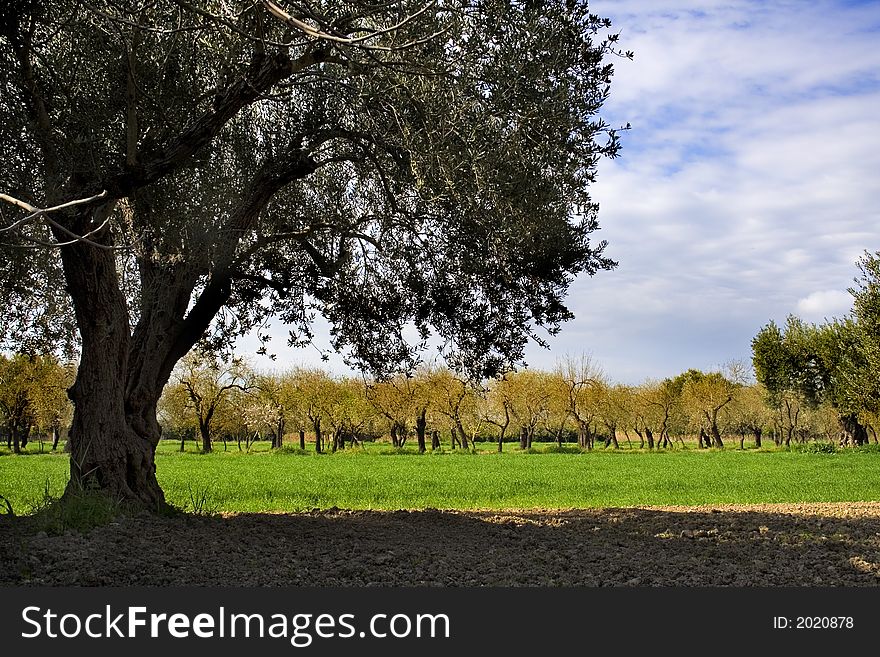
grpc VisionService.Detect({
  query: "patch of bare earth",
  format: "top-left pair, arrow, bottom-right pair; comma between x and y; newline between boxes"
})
2,502 -> 880,586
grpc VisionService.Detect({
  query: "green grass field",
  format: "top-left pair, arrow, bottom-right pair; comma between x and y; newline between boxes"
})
1,440 -> 879,514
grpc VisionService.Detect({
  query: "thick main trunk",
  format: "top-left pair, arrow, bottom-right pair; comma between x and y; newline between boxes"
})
60,224 -> 165,509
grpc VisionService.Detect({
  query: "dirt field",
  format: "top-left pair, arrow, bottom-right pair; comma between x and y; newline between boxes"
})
2,502 -> 880,586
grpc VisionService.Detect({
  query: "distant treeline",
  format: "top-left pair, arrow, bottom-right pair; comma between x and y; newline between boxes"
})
5,252 -> 880,455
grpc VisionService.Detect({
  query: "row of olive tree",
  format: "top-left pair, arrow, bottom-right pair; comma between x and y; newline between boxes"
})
153,352 -> 867,454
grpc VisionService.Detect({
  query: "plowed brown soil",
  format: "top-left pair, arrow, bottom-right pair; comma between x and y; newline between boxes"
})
3,502 -> 880,586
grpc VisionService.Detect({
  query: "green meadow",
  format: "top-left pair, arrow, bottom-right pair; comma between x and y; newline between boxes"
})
1,441 -> 879,514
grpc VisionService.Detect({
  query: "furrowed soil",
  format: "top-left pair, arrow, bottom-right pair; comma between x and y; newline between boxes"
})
2,503 -> 880,586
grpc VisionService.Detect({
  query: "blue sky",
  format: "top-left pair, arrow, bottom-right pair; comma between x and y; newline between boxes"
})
240,0 -> 880,383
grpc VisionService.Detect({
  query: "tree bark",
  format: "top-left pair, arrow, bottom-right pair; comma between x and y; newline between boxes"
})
645,427 -> 654,450
314,418 -> 322,453
753,428 -> 762,448
51,426 -> 60,451
299,429 -> 306,451
431,430 -> 440,450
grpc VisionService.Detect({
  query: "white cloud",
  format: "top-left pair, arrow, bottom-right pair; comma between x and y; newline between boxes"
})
795,290 -> 853,321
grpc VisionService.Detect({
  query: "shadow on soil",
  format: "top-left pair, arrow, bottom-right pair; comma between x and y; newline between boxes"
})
2,507 -> 879,586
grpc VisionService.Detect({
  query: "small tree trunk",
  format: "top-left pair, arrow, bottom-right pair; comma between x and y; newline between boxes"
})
634,428 -> 644,449
197,417 -> 212,453
299,429 -> 306,450
711,423 -> 724,448
314,418 -> 323,454
416,410 -> 427,454
11,426 -> 21,454
645,427 -> 654,450
519,426 -> 528,450
51,426 -> 60,451
753,428 -> 762,448
456,421 -> 469,450
431,430 -> 440,450
274,418 -> 285,449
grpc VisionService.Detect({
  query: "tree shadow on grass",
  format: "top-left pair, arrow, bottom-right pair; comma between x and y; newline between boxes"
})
2,506 -> 879,586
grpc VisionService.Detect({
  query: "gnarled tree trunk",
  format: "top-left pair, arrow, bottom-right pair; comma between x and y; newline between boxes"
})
60,225 -> 166,509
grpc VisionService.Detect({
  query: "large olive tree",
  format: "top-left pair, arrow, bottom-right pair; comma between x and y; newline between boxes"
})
0,1 -> 628,508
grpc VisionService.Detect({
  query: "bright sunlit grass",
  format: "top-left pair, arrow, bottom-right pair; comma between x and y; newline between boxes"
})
1,441 -> 878,514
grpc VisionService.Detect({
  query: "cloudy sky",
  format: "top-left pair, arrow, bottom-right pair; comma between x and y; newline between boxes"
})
241,0 -> 880,383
